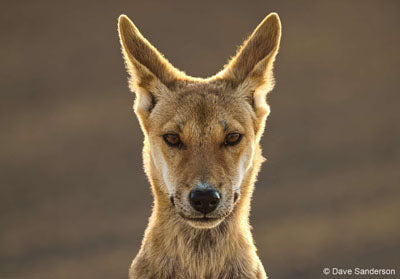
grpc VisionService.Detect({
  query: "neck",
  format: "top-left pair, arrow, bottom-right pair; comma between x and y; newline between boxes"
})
132,196 -> 259,278
132,192 -> 261,278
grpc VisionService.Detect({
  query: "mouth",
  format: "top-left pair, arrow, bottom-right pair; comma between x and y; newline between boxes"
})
181,215 -> 220,223
178,213 -> 223,228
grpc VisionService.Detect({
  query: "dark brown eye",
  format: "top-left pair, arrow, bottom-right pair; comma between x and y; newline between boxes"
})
163,134 -> 181,147
224,133 -> 242,146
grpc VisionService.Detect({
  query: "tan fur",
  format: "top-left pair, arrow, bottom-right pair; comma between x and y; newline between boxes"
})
117,13 -> 281,279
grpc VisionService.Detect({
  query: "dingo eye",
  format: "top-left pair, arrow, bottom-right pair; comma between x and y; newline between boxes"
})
224,133 -> 242,146
163,134 -> 181,147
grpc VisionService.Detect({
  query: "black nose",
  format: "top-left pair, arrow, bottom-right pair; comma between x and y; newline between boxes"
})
189,188 -> 220,214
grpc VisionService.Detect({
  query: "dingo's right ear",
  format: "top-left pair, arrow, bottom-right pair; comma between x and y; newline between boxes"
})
118,15 -> 184,122
220,13 -> 281,121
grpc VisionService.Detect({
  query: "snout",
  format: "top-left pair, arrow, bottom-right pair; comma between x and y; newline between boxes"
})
189,188 -> 220,214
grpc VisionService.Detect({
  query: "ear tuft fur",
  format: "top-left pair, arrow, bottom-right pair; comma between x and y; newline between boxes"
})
117,14 -> 187,123
117,14 -> 186,91
221,12 -> 281,86
218,13 -> 281,120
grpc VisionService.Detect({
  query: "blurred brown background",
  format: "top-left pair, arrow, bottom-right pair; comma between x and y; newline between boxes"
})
1,0 -> 399,278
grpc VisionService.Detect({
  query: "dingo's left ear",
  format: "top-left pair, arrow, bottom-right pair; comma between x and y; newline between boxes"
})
118,15 -> 185,125
118,15 -> 184,88
221,13 -> 281,117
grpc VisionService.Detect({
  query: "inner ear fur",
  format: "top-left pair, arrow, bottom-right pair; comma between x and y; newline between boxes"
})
118,15 -> 186,88
118,15 -> 188,120
222,13 -> 281,85
221,13 -> 281,116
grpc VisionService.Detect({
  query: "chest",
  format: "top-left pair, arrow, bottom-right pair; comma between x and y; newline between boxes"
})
133,251 -> 258,279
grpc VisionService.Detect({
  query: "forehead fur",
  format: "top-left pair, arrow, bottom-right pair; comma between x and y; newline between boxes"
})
147,80 -> 256,135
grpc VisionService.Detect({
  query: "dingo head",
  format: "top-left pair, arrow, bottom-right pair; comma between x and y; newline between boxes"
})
118,14 -> 281,229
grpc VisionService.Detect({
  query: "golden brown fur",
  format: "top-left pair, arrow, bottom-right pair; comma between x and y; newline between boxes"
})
117,12 -> 281,279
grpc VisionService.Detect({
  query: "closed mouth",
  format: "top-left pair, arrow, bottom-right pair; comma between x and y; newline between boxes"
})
179,214 -> 220,223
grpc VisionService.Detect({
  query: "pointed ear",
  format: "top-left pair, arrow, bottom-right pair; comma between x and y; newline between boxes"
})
117,15 -> 184,123
221,13 -> 281,116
